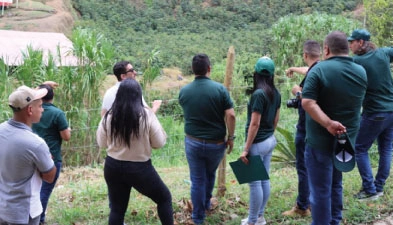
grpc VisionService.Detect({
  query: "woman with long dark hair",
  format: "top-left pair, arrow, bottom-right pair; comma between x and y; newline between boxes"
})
97,78 -> 173,225
240,57 -> 281,225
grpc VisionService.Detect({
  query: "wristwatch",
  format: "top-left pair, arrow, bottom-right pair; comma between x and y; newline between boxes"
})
228,135 -> 236,140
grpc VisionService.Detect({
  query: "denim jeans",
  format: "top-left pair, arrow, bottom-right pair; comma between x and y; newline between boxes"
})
185,137 -> 226,225
246,135 -> 276,224
305,145 -> 342,225
355,112 -> 393,193
104,156 -> 173,225
40,161 -> 62,223
295,130 -> 310,210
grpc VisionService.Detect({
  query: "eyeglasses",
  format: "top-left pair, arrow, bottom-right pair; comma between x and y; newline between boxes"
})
125,68 -> 135,73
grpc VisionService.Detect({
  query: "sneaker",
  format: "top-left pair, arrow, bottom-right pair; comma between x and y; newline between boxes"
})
257,216 -> 266,225
354,190 -> 379,201
241,216 -> 266,225
376,191 -> 384,197
282,204 -> 311,217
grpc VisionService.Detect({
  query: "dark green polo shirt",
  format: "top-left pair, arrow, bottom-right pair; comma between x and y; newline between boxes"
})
245,88 -> 281,143
353,47 -> 393,114
302,56 -> 367,152
179,76 -> 233,140
32,103 -> 69,162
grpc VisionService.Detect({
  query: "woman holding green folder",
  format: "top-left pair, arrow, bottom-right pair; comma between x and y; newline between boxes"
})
239,56 -> 281,225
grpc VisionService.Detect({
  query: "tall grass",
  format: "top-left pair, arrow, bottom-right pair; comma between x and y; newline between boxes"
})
45,162 -> 393,224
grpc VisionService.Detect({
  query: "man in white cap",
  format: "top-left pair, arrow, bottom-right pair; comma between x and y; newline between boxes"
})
0,85 -> 56,225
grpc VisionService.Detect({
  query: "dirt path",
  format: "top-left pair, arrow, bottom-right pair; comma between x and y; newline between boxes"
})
0,0 -> 74,35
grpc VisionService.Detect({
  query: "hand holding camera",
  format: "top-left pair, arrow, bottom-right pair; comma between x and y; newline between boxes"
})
287,91 -> 302,108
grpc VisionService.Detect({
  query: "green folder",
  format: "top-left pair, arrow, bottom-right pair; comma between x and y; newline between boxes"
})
229,155 -> 269,184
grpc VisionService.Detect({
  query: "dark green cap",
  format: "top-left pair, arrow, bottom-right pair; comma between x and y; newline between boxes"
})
254,56 -> 275,76
347,29 -> 371,41
333,133 -> 356,172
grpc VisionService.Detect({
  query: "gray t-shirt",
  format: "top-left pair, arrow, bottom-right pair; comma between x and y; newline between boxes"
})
0,119 -> 54,224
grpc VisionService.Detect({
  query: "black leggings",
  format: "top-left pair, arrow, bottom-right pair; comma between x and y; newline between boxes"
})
104,156 -> 173,225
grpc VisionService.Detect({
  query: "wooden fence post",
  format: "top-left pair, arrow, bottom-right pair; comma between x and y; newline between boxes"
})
216,46 -> 235,197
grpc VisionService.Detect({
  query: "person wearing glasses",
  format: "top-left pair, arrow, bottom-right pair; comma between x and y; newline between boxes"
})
101,60 -> 162,117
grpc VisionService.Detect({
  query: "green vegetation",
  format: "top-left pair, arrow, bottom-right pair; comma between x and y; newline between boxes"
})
45,164 -> 393,224
71,0 -> 361,73
364,0 -> 393,46
1,0 -> 393,223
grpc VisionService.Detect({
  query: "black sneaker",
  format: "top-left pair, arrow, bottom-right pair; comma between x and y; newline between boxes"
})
354,190 -> 379,201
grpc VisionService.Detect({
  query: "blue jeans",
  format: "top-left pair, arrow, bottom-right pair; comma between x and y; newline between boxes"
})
104,156 -> 173,225
185,137 -> 226,225
305,146 -> 343,225
40,161 -> 62,223
246,135 -> 276,224
295,130 -> 310,210
355,112 -> 393,193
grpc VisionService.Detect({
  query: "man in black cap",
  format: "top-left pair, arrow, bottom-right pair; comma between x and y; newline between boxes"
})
348,28 -> 393,201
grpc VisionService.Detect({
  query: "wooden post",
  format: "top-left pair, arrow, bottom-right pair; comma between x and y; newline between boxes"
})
216,46 -> 235,197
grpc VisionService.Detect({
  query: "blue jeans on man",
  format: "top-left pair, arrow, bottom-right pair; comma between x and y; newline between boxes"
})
295,130 -> 310,210
355,112 -> 393,194
40,161 -> 62,223
185,137 -> 226,225
305,146 -> 343,225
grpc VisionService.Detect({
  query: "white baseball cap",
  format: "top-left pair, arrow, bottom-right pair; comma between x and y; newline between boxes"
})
9,85 -> 48,110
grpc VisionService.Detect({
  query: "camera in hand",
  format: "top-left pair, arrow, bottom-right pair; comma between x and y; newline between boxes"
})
286,91 -> 302,108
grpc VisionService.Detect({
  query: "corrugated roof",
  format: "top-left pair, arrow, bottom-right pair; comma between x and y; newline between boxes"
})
0,29 -> 78,66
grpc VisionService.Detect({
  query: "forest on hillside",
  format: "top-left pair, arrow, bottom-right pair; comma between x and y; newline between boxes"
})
71,0 -> 362,74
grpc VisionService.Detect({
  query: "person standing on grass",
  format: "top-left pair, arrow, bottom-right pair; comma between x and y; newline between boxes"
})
32,84 -> 71,225
0,85 -> 56,225
347,29 -> 393,201
178,53 -> 236,225
239,56 -> 281,225
302,31 -> 367,225
101,60 -> 162,117
97,78 -> 173,225
282,40 -> 321,217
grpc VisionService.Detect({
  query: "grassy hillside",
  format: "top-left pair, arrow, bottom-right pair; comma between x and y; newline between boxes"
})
71,0 -> 362,73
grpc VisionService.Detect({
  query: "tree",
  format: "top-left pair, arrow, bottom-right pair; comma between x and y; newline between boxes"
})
364,0 -> 393,46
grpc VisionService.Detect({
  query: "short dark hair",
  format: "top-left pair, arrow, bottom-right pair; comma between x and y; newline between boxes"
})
304,40 -> 321,59
325,31 -> 349,55
192,54 -> 210,76
38,84 -> 54,101
113,61 -> 130,81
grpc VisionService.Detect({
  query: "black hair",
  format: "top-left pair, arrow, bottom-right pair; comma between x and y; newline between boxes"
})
38,84 -> 54,101
192,54 -> 210,76
325,31 -> 349,55
355,41 -> 377,55
103,78 -> 146,148
252,71 -> 276,102
304,40 -> 321,59
113,61 -> 130,81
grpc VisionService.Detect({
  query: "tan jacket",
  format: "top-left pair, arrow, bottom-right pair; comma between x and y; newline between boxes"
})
96,108 -> 166,162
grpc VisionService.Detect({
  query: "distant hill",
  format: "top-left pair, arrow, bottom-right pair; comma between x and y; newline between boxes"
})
0,0 -> 74,35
